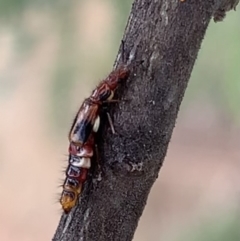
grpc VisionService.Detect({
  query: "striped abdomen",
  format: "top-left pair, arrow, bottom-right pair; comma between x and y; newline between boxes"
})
60,137 -> 94,213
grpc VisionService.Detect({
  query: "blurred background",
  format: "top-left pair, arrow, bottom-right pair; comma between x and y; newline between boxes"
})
0,0 -> 239,240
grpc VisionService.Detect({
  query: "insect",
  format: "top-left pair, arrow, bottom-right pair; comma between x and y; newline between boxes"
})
60,134 -> 95,213
68,65 -> 130,147
60,65 -> 130,213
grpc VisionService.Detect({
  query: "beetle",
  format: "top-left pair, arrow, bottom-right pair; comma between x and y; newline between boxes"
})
68,65 -> 130,147
60,39 -> 141,213
62,66 -> 129,213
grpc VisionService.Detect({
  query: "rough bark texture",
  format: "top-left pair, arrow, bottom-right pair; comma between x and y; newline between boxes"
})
53,0 -> 238,241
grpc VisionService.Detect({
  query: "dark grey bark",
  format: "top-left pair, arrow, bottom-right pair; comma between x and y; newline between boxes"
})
53,0 -> 238,241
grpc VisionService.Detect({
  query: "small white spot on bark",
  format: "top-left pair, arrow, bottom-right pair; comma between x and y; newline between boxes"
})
79,208 -> 91,240
163,85 -> 178,110
127,36 -> 141,66
149,51 -> 159,72
129,162 -> 143,172
60,212 -> 74,240
160,1 -> 169,26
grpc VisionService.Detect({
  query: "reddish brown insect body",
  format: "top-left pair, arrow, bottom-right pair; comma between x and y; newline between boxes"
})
69,65 -> 130,147
91,66 -> 130,102
60,134 -> 94,213
60,65 -> 130,213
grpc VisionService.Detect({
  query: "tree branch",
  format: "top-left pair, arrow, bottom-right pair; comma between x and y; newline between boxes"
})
53,0 -> 239,240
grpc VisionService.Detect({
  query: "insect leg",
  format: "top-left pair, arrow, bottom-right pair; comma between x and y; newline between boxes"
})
106,112 -> 116,134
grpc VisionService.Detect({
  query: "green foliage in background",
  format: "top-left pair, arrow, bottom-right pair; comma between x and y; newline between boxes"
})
183,11 -> 240,124
176,208 -> 240,241
50,2 -> 79,132
111,0 -> 132,37
0,0 -> 51,20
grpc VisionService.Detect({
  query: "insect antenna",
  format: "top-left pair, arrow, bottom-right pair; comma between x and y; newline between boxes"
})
106,112 -> 116,134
